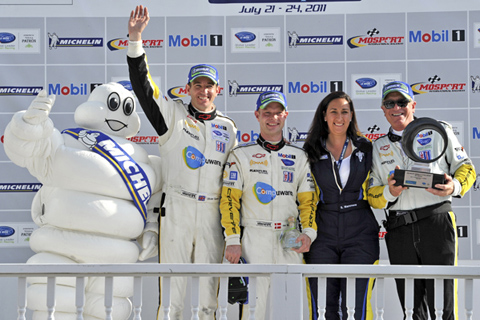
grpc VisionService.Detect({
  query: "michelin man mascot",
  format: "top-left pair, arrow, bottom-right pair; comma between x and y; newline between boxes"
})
3,82 -> 162,320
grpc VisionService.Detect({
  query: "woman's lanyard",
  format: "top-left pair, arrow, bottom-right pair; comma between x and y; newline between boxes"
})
335,137 -> 350,170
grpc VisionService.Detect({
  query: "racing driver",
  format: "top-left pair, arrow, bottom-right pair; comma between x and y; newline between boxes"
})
127,5 -> 237,319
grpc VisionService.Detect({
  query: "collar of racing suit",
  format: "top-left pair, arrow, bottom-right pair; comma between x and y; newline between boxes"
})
387,130 -> 402,142
387,116 -> 418,142
188,103 -> 217,122
257,135 -> 286,152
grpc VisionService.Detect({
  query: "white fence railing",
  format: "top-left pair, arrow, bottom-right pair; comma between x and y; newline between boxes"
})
1,263 -> 480,320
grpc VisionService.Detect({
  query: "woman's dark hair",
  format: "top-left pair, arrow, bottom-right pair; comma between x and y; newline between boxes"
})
303,91 -> 360,162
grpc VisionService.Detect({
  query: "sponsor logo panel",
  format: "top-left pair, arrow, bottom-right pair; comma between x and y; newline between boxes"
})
231,28 -> 280,53
228,81 -> 282,97
0,183 -> 42,192
287,30 -> 343,48
411,75 -> 466,95
107,38 -> 164,51
169,34 -> 222,47
48,32 -> 103,49
351,74 -> 401,99
0,223 -> 37,247
0,29 -> 40,53
348,28 -> 404,49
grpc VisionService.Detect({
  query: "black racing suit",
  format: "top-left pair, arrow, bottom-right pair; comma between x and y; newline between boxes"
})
367,121 -> 476,320
305,136 -> 379,320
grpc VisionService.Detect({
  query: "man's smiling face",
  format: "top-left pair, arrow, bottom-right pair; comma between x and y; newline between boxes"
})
382,91 -> 416,131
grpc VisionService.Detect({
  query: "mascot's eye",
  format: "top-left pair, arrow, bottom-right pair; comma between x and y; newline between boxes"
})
123,97 -> 134,116
107,92 -> 121,111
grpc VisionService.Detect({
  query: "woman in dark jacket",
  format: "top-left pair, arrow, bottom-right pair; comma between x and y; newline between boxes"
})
303,91 -> 379,320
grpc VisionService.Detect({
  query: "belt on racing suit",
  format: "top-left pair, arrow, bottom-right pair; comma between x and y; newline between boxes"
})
164,185 -> 219,202
318,200 -> 370,212
384,201 -> 452,230
241,218 -> 288,231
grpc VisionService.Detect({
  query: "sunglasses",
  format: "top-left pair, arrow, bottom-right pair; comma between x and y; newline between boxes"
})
383,99 -> 410,109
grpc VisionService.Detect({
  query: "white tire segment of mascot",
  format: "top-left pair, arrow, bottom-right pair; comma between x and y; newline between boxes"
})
4,82 -> 162,320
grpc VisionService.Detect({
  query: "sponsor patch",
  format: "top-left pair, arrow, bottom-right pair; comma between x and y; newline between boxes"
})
283,171 -> 293,183
281,159 -> 295,166
419,150 -> 431,160
216,141 -> 226,153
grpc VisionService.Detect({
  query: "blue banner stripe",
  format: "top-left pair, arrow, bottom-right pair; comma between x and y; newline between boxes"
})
62,128 -> 150,225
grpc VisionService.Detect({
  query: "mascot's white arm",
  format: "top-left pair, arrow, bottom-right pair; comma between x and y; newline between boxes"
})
4,90 -> 63,184
137,155 -> 161,261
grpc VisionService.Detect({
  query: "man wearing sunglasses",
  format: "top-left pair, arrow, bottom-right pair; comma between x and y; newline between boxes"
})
367,81 -> 476,320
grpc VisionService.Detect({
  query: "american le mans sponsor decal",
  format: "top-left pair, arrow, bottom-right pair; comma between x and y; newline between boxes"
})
283,171 -> 294,183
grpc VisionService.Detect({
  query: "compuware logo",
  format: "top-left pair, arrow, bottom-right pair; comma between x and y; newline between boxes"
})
254,182 -> 276,204
183,146 -> 206,169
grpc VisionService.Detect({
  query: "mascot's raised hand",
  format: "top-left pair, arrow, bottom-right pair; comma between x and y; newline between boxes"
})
4,82 -> 162,320
23,90 -> 56,125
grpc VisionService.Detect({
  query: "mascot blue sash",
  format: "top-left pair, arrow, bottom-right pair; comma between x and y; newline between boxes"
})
62,128 -> 151,225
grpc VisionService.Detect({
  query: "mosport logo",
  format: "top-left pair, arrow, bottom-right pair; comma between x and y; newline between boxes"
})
411,75 -> 466,95
107,38 -> 163,51
364,124 -> 386,141
127,136 -> 159,144
167,85 -> 224,99
347,28 -> 404,49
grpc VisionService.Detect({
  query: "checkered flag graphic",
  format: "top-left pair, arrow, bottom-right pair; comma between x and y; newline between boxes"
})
428,75 -> 441,84
367,28 -> 380,37
367,125 -> 380,134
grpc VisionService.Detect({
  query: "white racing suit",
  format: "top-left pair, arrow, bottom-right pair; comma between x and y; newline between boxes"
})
367,120 -> 476,320
220,136 -> 318,320
127,41 -> 237,319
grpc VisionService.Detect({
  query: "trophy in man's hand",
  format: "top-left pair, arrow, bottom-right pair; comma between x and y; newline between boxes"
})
394,117 -> 448,189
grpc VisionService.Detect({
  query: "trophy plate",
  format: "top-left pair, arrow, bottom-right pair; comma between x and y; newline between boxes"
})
393,169 -> 446,189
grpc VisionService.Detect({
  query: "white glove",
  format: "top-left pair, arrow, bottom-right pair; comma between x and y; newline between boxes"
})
23,89 -> 56,125
138,230 -> 158,261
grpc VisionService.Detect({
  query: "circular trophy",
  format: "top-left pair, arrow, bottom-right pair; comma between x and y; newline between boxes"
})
394,117 -> 448,189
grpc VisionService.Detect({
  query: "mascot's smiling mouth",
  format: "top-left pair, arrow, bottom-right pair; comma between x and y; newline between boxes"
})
105,119 -> 127,131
